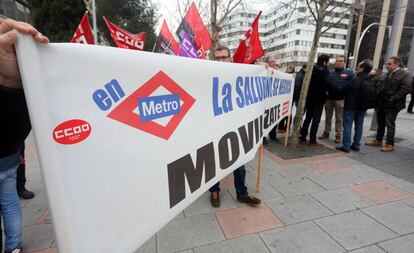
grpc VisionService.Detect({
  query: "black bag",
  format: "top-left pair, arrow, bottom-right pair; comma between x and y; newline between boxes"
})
360,77 -> 381,110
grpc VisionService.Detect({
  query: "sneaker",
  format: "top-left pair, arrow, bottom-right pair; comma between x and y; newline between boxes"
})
18,187 -> 35,200
365,140 -> 383,147
381,144 -> 395,152
309,142 -> 324,147
318,132 -> 329,140
335,135 -> 342,143
237,194 -> 261,206
335,146 -> 350,153
210,192 -> 220,208
350,146 -> 360,151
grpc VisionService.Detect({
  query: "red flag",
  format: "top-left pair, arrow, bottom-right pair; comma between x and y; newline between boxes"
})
71,12 -> 95,44
233,11 -> 264,64
156,20 -> 179,55
103,17 -> 146,51
176,2 -> 211,58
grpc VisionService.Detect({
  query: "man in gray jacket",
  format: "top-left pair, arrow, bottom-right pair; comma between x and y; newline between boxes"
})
366,57 -> 412,152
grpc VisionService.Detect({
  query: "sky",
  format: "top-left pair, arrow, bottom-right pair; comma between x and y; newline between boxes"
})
155,0 -> 271,34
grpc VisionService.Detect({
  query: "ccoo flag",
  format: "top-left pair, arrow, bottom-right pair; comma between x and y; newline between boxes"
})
103,17 -> 146,50
233,11 -> 264,64
156,20 -> 179,55
70,12 -> 95,44
178,30 -> 199,59
176,2 -> 211,59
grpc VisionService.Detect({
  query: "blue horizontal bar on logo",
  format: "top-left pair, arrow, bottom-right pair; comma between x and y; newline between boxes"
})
138,94 -> 181,122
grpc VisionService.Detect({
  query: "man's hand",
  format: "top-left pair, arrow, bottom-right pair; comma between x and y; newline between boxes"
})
0,18 -> 48,88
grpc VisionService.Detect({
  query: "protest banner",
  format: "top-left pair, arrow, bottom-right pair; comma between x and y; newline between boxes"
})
16,33 -> 293,253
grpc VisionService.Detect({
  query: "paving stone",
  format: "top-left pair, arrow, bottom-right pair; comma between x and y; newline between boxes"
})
157,213 -> 225,253
22,204 -> 48,227
23,224 -> 54,252
375,162 -> 414,178
215,204 -> 282,239
311,188 -> 375,213
303,157 -> 354,172
387,178 -> 414,194
271,178 -> 324,198
348,245 -> 386,253
193,234 -> 270,253
314,210 -> 397,251
351,181 -> 412,204
273,164 -> 314,180
307,171 -> 359,190
184,190 -> 238,217
403,197 -> 414,207
345,166 -> 393,184
362,201 -> 414,235
260,221 -> 344,253
266,195 -> 333,225
378,233 -> 414,253
134,236 -> 156,253
30,247 -> 58,253
229,183 -> 284,205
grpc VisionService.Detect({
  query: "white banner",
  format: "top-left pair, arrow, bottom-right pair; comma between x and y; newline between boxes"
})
15,34 -> 293,253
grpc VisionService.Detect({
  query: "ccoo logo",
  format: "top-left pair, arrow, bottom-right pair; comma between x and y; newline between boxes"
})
53,119 -> 92,145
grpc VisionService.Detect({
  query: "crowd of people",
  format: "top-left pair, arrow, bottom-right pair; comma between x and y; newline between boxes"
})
1,17 -> 413,253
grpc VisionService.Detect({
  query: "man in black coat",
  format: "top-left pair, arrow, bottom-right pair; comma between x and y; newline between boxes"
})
336,59 -> 373,153
300,55 -> 330,146
407,77 -> 414,113
366,56 -> 412,152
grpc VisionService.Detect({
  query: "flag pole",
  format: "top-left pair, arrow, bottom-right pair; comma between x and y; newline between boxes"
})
91,0 -> 98,45
256,144 -> 263,193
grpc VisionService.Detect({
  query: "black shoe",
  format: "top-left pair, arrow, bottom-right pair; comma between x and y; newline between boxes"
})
237,194 -> 261,206
350,146 -> 360,151
269,137 -> 279,142
263,138 -> 268,145
18,188 -> 35,199
335,147 -> 350,153
408,111 -> 414,114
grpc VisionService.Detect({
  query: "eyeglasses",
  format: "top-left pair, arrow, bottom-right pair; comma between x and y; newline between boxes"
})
214,56 -> 230,61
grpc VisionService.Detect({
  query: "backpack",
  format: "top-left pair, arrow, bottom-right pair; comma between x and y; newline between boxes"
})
360,77 -> 381,110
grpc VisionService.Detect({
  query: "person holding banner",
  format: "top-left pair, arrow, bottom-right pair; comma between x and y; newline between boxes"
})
0,18 -> 49,253
209,46 -> 261,208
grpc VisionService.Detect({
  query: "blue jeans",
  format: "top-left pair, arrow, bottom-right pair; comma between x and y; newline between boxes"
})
209,165 -> 248,197
342,110 -> 365,150
0,153 -> 23,251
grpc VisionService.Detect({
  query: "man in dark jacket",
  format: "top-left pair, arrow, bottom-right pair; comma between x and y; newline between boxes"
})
294,64 -> 306,106
407,77 -> 414,113
300,55 -> 330,146
319,55 -> 355,143
336,59 -> 373,153
0,19 -> 49,253
366,56 -> 412,152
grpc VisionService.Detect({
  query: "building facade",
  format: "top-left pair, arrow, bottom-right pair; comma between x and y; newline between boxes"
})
219,0 -> 352,70
0,0 -> 30,22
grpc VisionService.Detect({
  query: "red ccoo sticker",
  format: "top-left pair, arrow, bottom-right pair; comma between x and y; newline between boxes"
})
53,119 -> 91,145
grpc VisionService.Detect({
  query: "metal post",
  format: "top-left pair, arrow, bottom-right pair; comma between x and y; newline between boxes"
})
384,0 -> 408,65
407,31 -> 414,72
373,0 -> 391,69
344,0 -> 357,61
91,0 -> 98,45
351,0 -> 365,69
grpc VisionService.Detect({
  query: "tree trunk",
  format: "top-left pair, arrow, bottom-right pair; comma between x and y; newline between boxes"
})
291,7 -> 327,147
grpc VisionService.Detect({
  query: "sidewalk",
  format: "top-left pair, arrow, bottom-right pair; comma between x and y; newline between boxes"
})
21,110 -> 414,253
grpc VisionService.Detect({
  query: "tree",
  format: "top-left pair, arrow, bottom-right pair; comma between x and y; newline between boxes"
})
94,0 -> 158,51
287,0 -> 351,146
29,0 -> 86,42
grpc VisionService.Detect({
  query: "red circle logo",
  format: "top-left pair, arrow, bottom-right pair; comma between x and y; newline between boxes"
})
53,119 -> 92,145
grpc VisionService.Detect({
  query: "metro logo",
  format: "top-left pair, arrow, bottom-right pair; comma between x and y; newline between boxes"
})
108,71 -> 195,140
138,94 -> 181,122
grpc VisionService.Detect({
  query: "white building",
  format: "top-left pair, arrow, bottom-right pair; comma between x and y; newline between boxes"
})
219,0 -> 352,70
